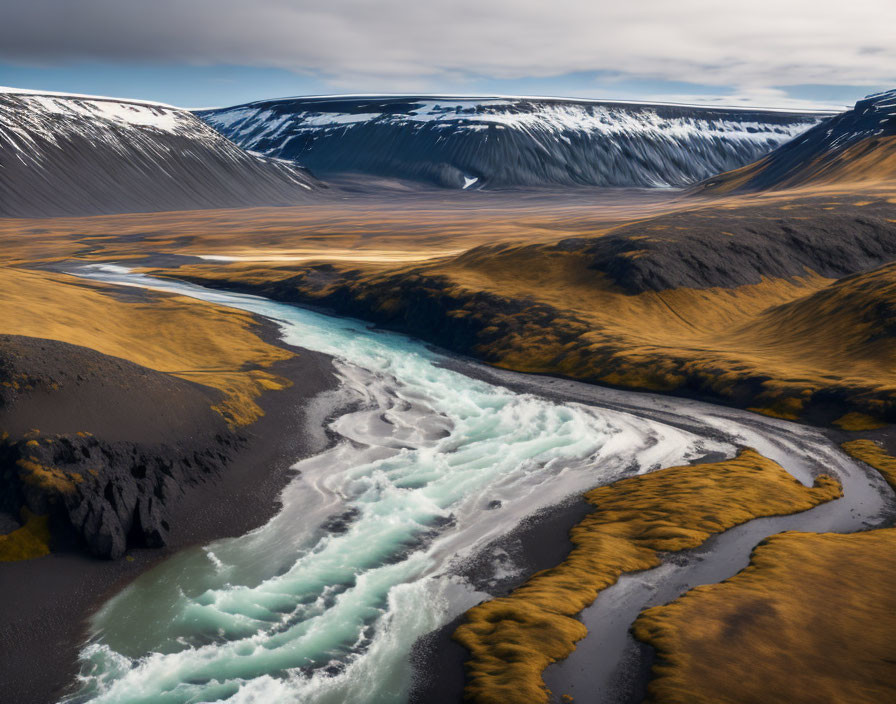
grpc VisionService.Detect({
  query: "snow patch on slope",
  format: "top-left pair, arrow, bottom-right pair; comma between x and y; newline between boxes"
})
0,91 -> 317,216
198,96 -> 830,189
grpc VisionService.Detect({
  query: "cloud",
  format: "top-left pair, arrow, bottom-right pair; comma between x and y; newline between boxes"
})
3,0 -> 895,97
633,87 -> 850,112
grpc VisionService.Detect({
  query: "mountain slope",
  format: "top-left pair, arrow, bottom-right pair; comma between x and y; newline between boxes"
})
197,96 -> 828,189
701,89 -> 896,192
0,90 -> 318,217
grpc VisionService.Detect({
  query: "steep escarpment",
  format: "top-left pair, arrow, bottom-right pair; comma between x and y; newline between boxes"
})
0,335 -> 239,559
701,89 -> 896,192
197,96 -> 827,189
0,264 -> 335,560
0,90 -> 318,217
162,194 -> 896,424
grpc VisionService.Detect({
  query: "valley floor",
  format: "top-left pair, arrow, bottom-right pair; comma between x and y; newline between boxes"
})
3,182 -> 896,703
117,182 -> 896,427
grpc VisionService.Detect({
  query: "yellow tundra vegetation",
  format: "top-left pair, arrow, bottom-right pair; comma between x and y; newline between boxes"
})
630,441 -> 896,704
702,135 -> 896,194
0,508 -> 51,561
453,449 -> 841,704
841,438 -> 896,487
16,457 -> 83,494
437,248 -> 896,421
633,529 -> 896,704
170,232 -> 896,424
0,266 -> 293,426
833,412 -> 888,430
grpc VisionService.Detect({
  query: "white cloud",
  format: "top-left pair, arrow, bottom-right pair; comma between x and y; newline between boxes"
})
628,88 -> 851,112
3,0 -> 895,100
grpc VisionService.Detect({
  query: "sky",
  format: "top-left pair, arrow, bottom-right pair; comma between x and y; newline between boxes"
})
1,0 -> 895,110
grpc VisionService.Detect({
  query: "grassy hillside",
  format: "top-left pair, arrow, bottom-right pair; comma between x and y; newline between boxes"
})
632,440 -> 896,704
0,266 -> 292,427
453,449 -> 840,704
163,194 -> 896,425
700,90 -> 896,193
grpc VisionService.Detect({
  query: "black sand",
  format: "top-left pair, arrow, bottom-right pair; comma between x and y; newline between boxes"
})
0,320 -> 339,704
408,497 -> 594,704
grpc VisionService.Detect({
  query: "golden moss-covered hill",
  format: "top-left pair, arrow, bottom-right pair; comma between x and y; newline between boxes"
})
453,449 -> 840,704
0,266 -> 293,428
632,440 -> 896,704
163,192 -> 896,426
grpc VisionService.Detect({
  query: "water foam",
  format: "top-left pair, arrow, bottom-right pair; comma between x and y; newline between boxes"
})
61,266 -> 724,703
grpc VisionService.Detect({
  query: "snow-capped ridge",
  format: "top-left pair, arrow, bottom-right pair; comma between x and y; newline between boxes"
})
220,92 -> 838,115
0,90 -> 317,217
0,85 -> 176,109
198,95 -> 830,189
699,86 -> 896,192
855,89 -> 896,113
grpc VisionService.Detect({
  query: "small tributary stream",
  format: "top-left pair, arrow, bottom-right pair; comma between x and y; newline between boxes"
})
61,265 -> 894,704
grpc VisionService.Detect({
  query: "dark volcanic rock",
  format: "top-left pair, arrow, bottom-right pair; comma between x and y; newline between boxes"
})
561,196 -> 896,292
198,95 -> 828,189
0,91 -> 318,218
0,334 -> 240,559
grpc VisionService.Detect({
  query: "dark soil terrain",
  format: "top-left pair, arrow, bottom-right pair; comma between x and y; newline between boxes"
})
0,334 -> 242,558
0,326 -> 338,704
564,196 -> 896,292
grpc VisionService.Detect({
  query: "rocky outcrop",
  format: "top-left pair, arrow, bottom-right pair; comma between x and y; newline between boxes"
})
1,431 -> 238,558
0,334 -> 242,558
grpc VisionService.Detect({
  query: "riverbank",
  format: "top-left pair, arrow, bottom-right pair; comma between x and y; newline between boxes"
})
409,358 -> 896,704
0,316 -> 340,704
158,188 -> 896,428
409,496 -> 595,704
8,268 -> 895,704
631,439 -> 896,704
455,449 -> 842,704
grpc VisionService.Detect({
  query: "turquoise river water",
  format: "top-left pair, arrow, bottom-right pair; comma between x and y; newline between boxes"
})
58,265 -> 891,704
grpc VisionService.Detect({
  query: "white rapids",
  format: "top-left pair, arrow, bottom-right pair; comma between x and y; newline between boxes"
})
58,264 -> 891,704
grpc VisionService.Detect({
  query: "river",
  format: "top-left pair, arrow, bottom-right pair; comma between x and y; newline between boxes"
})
60,265 -> 894,704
